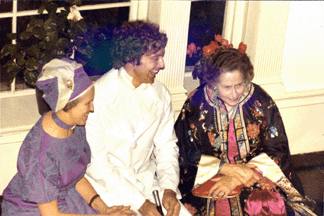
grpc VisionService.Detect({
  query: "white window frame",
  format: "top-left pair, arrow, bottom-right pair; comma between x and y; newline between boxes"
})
183,1 -> 245,93
0,0 -> 142,97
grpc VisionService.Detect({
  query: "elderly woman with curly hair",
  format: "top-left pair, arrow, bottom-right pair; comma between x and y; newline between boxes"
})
175,48 -> 316,215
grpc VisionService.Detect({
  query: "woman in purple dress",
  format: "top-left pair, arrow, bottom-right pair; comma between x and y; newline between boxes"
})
1,58 -> 136,216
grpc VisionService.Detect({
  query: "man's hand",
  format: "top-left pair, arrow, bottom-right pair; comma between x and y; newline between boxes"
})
139,199 -> 161,216
162,189 -> 181,216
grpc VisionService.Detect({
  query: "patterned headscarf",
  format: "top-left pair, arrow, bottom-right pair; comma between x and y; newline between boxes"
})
36,58 -> 93,112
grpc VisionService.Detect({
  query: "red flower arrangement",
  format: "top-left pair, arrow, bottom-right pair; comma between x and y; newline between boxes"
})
187,34 -> 247,58
191,34 -> 247,82
202,34 -> 247,56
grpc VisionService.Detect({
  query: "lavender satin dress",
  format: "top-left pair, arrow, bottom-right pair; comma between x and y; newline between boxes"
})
2,113 -> 99,215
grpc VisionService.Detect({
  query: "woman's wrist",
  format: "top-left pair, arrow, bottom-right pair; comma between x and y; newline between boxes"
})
89,194 -> 100,207
218,160 -> 225,173
93,197 -> 110,214
218,162 -> 231,175
89,194 -> 109,214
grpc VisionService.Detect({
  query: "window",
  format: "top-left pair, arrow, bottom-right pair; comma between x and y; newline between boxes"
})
186,1 -> 225,68
0,0 -> 132,92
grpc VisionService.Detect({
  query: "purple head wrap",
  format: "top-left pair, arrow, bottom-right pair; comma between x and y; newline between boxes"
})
36,58 -> 93,112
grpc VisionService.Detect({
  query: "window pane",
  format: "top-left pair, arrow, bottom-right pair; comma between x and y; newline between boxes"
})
18,1 -> 44,11
18,0 -> 66,11
0,18 -> 12,91
14,15 -> 41,90
1,2 -> 130,91
0,18 -> 12,49
186,1 -> 226,66
17,15 -> 40,45
0,0 -> 12,13
82,7 -> 129,28
82,0 -> 130,6
18,0 -> 130,11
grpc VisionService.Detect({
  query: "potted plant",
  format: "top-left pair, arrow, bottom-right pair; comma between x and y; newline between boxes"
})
0,0 -> 111,114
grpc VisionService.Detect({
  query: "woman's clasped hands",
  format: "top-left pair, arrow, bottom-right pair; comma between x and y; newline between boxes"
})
208,163 -> 260,201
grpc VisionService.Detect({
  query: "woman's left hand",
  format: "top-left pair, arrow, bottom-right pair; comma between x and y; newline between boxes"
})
219,163 -> 260,187
208,175 -> 241,201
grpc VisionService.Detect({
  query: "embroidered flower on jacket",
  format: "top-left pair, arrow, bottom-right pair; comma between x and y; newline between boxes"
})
184,203 -> 197,215
269,126 -> 278,138
262,120 -> 267,128
247,123 -> 260,139
252,101 -> 264,117
188,131 -> 194,142
254,100 -> 261,107
208,131 -> 216,146
202,123 -> 207,132
181,109 -> 186,120
199,110 -> 208,121
184,168 -> 188,174
268,99 -> 276,109
252,107 -> 264,117
181,102 -> 192,120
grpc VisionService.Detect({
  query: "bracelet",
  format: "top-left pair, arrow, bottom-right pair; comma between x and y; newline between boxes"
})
89,194 -> 100,207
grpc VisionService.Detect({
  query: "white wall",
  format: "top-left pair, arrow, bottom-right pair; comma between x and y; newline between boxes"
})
0,93 -> 39,193
278,2 -> 324,153
280,103 -> 324,155
282,1 -> 324,92
0,135 -> 27,193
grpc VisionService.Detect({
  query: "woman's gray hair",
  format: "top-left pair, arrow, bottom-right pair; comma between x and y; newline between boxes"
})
202,48 -> 254,86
